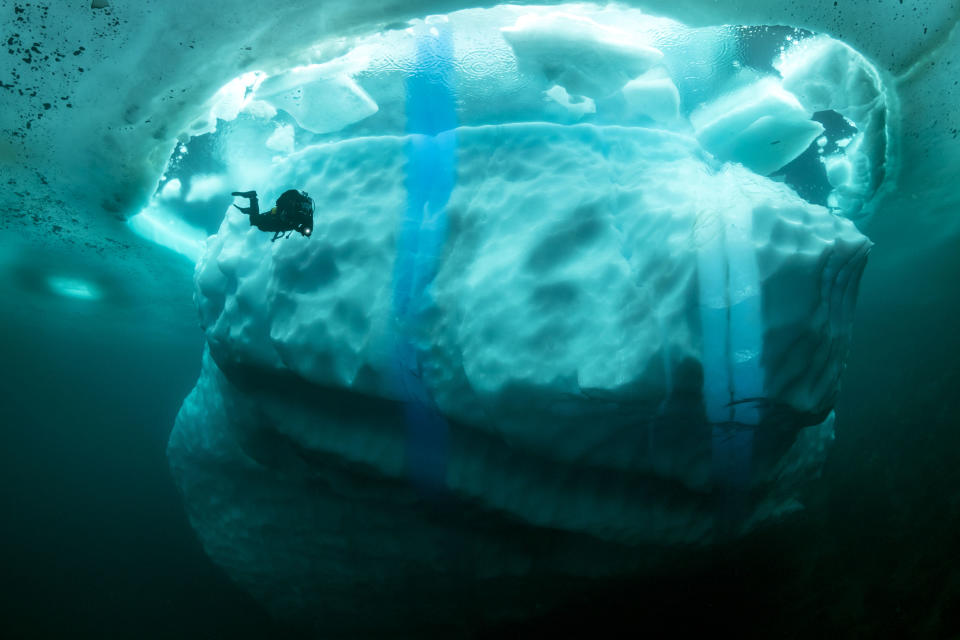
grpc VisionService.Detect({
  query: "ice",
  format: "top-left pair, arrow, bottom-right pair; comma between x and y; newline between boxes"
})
4,0 -> 946,237
621,67 -> 681,124
775,37 -> 890,218
185,175 -> 227,203
254,66 -> 378,134
264,124 -> 295,154
143,8 -> 880,627
127,202 -> 206,262
130,6 -> 896,262
241,99 -> 278,121
194,71 -> 268,136
159,178 -> 182,200
544,84 -> 597,120
170,117 -> 870,625
690,76 -> 824,174
501,12 -> 664,99
777,37 -> 882,123
824,154 -> 852,188
120,4 -> 897,262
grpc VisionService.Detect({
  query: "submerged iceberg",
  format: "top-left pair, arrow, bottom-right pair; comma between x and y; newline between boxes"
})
159,3 -> 879,634
3,0 -> 958,633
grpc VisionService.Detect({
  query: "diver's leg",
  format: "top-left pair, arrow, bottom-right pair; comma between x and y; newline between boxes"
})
248,212 -> 270,227
247,214 -> 288,234
232,191 -> 260,216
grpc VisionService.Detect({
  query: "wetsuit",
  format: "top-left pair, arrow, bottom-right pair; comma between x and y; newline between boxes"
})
232,191 -> 289,232
232,190 -> 313,238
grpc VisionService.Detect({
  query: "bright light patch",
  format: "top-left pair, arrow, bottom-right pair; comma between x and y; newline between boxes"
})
128,202 -> 207,262
47,276 -> 102,300
203,71 -> 267,135
265,124 -> 295,154
185,174 -> 227,202
160,178 -> 182,200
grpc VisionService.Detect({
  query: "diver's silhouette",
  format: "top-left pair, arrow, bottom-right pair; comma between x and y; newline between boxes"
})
232,189 -> 314,241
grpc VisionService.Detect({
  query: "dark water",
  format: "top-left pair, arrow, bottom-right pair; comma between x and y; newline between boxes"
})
0,257 -> 313,638
1,220 -> 958,639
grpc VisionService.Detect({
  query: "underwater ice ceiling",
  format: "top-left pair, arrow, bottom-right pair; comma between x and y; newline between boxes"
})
2,0 -> 956,239
131,6 -> 894,262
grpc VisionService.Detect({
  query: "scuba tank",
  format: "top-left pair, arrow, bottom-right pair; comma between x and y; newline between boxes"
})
275,189 -> 315,238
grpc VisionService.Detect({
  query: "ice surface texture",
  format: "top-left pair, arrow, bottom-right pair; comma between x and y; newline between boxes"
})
170,121 -> 869,630
501,12 -> 664,98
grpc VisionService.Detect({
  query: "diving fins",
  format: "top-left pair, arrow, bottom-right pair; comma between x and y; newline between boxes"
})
232,190 -> 258,215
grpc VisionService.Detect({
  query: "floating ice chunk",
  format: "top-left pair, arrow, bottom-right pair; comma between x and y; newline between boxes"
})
621,67 -> 680,123
727,114 -> 824,175
185,174 -> 227,203
823,153 -> 852,188
159,178 -> 182,200
824,133 -> 874,210
690,76 -> 823,174
265,124 -> 295,154
255,66 -> 378,134
544,84 -> 596,119
502,13 -> 664,99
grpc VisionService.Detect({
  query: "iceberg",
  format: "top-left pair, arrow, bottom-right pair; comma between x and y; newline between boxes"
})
170,114 -> 869,629
153,4 -> 889,632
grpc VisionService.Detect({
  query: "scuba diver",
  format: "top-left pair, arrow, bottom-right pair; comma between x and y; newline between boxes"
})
232,189 -> 314,241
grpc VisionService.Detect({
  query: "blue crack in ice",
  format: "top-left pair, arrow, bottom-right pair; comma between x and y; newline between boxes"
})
392,21 -> 457,495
